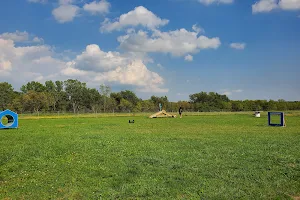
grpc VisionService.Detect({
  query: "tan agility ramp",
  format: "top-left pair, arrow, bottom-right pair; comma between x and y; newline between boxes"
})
149,110 -> 176,118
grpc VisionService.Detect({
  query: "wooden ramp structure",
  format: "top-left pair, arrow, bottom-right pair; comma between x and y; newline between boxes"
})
149,110 -> 176,118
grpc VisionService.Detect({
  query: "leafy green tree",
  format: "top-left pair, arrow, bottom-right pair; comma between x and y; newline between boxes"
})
100,84 -> 111,112
0,82 -> 14,110
87,88 -> 101,113
119,98 -> 133,112
120,90 -> 140,106
22,91 -> 48,114
64,79 -> 87,113
20,81 -> 46,93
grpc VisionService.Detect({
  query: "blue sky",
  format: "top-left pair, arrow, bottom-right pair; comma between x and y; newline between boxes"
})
0,0 -> 300,101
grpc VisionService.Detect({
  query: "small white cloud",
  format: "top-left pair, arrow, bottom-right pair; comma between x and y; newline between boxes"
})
0,31 -> 29,42
230,42 -> 246,50
220,89 -> 243,96
32,37 -> 44,43
52,4 -> 80,23
198,0 -> 234,5
157,63 -> 164,70
252,0 -> 300,13
83,0 -> 110,15
192,24 -> 204,34
100,6 -> 169,32
27,0 -> 47,3
252,0 -> 278,13
279,0 -> 300,10
176,93 -> 187,96
232,89 -> 243,93
184,54 -> 193,62
59,0 -> 73,5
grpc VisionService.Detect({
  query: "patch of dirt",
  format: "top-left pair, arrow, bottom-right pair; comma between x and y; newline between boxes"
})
291,196 -> 300,200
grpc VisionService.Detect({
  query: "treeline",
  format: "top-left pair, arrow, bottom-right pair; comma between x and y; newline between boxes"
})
0,80 -> 300,114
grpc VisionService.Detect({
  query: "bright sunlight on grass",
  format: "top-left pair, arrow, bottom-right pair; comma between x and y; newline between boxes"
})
0,112 -> 299,199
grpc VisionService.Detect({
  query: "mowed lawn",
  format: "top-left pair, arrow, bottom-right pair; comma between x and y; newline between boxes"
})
0,113 -> 300,199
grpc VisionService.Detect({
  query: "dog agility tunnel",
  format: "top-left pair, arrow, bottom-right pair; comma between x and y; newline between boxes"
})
0,109 -> 18,129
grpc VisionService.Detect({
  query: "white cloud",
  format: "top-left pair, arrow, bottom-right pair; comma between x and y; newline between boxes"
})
63,44 -> 168,92
184,54 -> 193,61
52,4 -> 80,23
0,38 -> 63,81
28,0 -> 47,3
198,0 -> 234,5
279,0 -> 300,10
220,89 -> 243,96
59,0 -> 74,5
71,44 -> 128,72
0,31 -> 29,42
230,42 -> 246,50
100,6 -> 169,32
252,0 -> 278,13
252,0 -> 300,13
232,89 -> 243,93
0,31 -> 45,44
32,37 -> 44,43
0,33 -> 168,93
83,0 -> 110,15
192,24 -> 204,34
118,28 -> 221,57
93,60 -> 168,92
157,63 -> 164,70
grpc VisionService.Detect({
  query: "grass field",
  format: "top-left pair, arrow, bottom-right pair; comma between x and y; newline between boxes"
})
0,112 -> 300,199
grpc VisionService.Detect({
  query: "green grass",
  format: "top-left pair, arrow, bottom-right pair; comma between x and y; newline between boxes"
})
0,113 -> 300,199
1,116 -> 8,125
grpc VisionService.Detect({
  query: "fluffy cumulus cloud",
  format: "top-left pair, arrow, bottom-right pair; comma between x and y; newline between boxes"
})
100,6 -> 169,32
0,37 -> 64,81
83,0 -> 110,15
184,54 -> 193,61
252,0 -> 300,13
93,60 -> 168,92
0,30 -> 168,92
230,42 -> 246,50
70,44 -> 128,72
198,0 -> 234,5
0,31 -> 44,44
64,44 -> 168,92
52,4 -> 80,23
0,31 -> 29,42
0,32 -> 168,92
117,28 -> 221,57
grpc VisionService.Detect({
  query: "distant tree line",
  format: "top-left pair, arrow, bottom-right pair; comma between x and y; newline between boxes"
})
1,80 -> 300,114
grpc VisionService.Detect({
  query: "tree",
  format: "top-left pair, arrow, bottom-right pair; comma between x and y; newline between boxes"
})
120,90 -> 139,106
64,79 -> 87,113
0,82 -> 14,110
22,91 -> 48,114
119,98 -> 133,112
150,95 -> 169,110
99,84 -> 111,112
88,88 -> 101,113
20,81 -> 46,93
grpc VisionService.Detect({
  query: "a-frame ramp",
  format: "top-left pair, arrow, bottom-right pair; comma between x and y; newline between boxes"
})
149,110 -> 176,118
